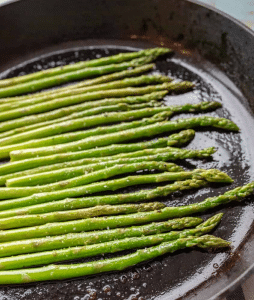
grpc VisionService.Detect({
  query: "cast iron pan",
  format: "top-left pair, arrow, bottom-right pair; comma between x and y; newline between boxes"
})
0,0 -> 254,299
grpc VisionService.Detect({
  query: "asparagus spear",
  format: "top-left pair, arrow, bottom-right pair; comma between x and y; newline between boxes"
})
0,179 -> 206,218
0,74 -> 170,114
1,135 -> 178,175
0,168 -> 232,206
0,48 -> 170,89
4,161 -> 179,193
0,214 -> 223,269
11,115 -> 239,161
0,113 -> 169,153
0,64 -> 155,102
0,91 -> 167,135
0,202 -> 167,230
0,81 -> 193,125
0,235 -> 230,284
0,130 -> 194,185
0,104 -> 202,150
0,101 -> 220,147
0,101 -> 219,158
0,55 -> 158,98
0,100 -> 216,153
0,216 -> 202,257
0,168 -> 233,200
4,157 -> 182,187
7,147 -> 214,187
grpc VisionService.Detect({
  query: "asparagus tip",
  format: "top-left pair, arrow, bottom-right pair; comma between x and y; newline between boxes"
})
199,169 -> 233,183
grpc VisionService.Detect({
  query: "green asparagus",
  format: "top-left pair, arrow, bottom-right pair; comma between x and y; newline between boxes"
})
7,147 -> 215,187
1,135 -> 178,174
0,91 -> 167,135
0,214 -> 223,269
0,168 -> 232,205
0,216 -> 202,257
0,100 -> 217,153
0,48 -> 170,89
0,193 -> 231,240
0,74 -> 171,114
0,105 -> 202,151
10,115 -> 239,160
4,157 -> 182,187
0,169 -> 233,199
0,64 -> 155,102
3,161 -> 180,194
0,130 -> 194,185
0,202 -> 166,230
0,112 -> 168,153
0,235 -> 230,284
0,55 -> 158,97
0,179 -> 207,218
0,81 -> 193,125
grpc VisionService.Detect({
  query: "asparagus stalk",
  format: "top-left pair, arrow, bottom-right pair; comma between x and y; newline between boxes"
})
0,192 -> 231,240
0,157 -> 181,187
0,74 -> 171,114
0,113 -> 168,153
0,104 -> 202,151
0,55 -> 158,98
0,179 -> 207,218
4,157 -> 182,187
7,147 -> 214,187
0,168 -> 232,205
0,64 -> 155,102
0,101 -> 219,147
4,161 -> 180,194
0,167 -> 230,199
0,202 -> 167,230
0,91 -> 167,135
0,100 -> 216,153
0,130 -> 194,185
0,81 -> 193,125
11,115 -> 239,161
0,101 -> 219,157
0,107 -> 176,149
0,214 -> 223,270
0,48 -> 170,89
0,135 -> 177,175
0,235 -> 230,284
0,216 -> 202,257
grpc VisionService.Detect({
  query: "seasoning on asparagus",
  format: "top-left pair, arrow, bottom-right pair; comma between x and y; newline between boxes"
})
10,115 -> 239,160
0,81 -> 193,122
0,101 -> 220,150
0,47 -> 171,89
0,74 -> 171,114
0,214 -> 223,269
0,55 -> 159,97
7,147 -> 215,187
3,160 -> 179,192
0,179 -> 207,218
0,202 -> 167,230
0,235 -> 230,284
0,129 -> 194,185
0,216 -> 202,257
0,168 -> 232,200
0,91 -> 167,135
0,99 -> 220,159
0,134 -> 183,175
0,64 -> 155,102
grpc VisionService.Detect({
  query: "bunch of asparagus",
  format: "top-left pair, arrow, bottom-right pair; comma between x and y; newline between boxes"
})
0,47 -> 252,284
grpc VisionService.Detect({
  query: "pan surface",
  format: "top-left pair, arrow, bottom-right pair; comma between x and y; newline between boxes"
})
0,1 -> 254,299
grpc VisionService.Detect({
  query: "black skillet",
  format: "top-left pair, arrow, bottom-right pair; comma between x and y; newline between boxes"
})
0,0 -> 254,299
